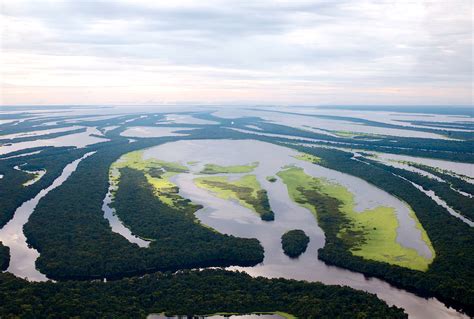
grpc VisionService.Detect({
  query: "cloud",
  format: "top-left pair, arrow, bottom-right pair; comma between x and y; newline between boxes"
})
0,0 -> 472,105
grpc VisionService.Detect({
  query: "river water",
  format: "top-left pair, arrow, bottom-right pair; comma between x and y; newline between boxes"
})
138,139 -> 465,319
149,314 -> 285,319
102,165 -> 151,247
0,152 -> 95,281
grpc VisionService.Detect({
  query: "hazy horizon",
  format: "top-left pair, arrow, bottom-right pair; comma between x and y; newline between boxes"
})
1,0 -> 472,106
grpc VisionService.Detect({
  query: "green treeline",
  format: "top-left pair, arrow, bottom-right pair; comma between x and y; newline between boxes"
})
409,163 -> 474,196
247,121 -> 474,163
0,127 -> 86,144
23,139 -> 263,281
0,147 -> 88,227
364,160 -> 474,220
0,242 -> 9,271
260,110 -> 474,141
1,112 -> 472,317
113,166 -> 202,239
113,166 -> 263,264
398,120 -> 474,131
283,143 -> 474,315
281,230 -> 310,258
0,269 -> 407,318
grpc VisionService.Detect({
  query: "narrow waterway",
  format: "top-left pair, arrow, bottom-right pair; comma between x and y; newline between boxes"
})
102,166 -> 150,247
368,155 -> 474,227
0,152 -> 95,281
143,139 -> 465,319
174,173 -> 464,319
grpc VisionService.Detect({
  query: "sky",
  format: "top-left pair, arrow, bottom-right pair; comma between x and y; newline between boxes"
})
0,0 -> 472,106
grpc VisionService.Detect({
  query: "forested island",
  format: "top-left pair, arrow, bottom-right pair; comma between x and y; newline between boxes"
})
281,230 -> 310,258
0,269 -> 407,318
0,107 -> 472,318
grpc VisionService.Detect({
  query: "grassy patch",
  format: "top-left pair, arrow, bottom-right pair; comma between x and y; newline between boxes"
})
333,131 -> 378,138
274,312 -> 297,319
22,169 -> 46,186
111,151 -> 189,208
333,131 -> 359,138
200,162 -> 259,174
195,175 -> 274,221
277,166 -> 434,271
292,152 -> 321,164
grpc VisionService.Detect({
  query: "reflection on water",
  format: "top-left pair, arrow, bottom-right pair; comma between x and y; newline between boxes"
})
146,140 -> 431,258
269,107 -> 474,133
121,126 -> 195,138
213,109 -> 454,140
0,152 -> 95,281
102,166 -> 150,247
149,314 -> 284,319
0,127 -> 108,156
395,175 -> 474,227
0,126 -> 85,140
142,139 -> 465,319
158,114 -> 219,125
373,153 -> 474,178
368,156 -> 474,226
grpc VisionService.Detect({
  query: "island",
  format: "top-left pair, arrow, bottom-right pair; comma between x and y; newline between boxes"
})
281,229 -> 310,258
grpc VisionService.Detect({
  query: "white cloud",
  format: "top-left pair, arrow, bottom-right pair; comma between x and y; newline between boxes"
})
0,0 -> 472,105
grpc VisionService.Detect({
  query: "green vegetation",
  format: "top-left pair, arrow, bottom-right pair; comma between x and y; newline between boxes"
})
261,109 -> 474,144
114,166 -> 263,261
281,230 -> 310,258
274,312 -> 297,319
281,143 -> 474,315
400,162 -> 474,220
0,146 -> 88,227
277,167 -> 433,271
333,131 -> 368,138
248,119 -> 474,163
21,169 -> 46,186
266,176 -> 277,182
369,160 -> 474,221
332,131 -> 382,140
200,162 -> 259,174
0,242 -> 9,271
0,269 -> 407,318
4,110 -> 474,316
292,152 -> 321,163
409,163 -> 474,195
0,127 -> 87,144
195,175 -> 274,221
111,150 -> 189,207
23,140 -> 264,280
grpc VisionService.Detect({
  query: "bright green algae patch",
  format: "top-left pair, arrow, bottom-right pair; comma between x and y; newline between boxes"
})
200,162 -> 259,174
277,166 -> 434,271
292,152 -> 321,164
111,150 -> 189,208
333,131 -> 381,139
194,175 -> 275,221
